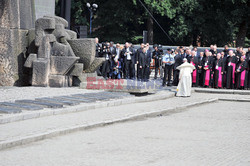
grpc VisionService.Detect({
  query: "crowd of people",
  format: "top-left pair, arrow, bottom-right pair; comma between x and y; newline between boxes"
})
95,38 -> 250,90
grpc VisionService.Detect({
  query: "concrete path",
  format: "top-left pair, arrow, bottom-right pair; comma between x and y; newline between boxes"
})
0,100 -> 249,166
0,86 -> 250,151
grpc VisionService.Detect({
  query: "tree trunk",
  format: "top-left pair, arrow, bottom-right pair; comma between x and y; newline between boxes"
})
236,20 -> 247,47
147,16 -> 153,44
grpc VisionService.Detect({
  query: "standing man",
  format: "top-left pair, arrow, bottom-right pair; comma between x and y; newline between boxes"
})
101,43 -> 111,79
152,44 -> 162,79
223,45 -> 229,56
197,52 -> 204,87
173,50 -> 183,86
162,48 -> 175,86
139,47 -> 150,81
221,51 -> 227,88
176,58 -> 195,97
109,41 -> 116,58
190,51 -> 199,87
246,47 -> 250,89
136,43 -> 145,79
213,53 -> 224,88
121,42 -> 134,79
202,50 -> 213,87
115,43 -> 121,59
185,49 -> 192,63
226,50 -> 238,89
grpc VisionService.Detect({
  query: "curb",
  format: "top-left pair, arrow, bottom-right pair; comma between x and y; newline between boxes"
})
194,88 -> 250,95
219,98 -> 250,102
0,98 -> 217,151
0,92 -> 175,125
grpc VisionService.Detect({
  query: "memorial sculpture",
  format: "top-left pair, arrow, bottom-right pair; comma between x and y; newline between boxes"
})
0,0 -> 104,87
24,15 -> 105,87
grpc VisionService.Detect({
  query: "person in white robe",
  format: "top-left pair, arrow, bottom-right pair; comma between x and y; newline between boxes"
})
176,58 -> 195,97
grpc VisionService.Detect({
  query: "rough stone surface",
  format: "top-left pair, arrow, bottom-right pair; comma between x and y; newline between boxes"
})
48,75 -> 69,87
0,0 -> 20,29
50,56 -> 79,75
0,28 -> 29,86
84,57 -> 105,73
68,39 -> 96,70
24,54 -> 37,68
32,59 -> 49,86
35,17 -> 55,47
44,15 -> 68,28
34,0 -> 55,20
65,29 -> 77,40
19,0 -> 36,29
68,63 -> 84,77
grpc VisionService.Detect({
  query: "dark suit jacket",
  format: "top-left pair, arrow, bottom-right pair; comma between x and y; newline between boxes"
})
139,52 -> 151,67
174,54 -> 183,70
121,47 -> 135,64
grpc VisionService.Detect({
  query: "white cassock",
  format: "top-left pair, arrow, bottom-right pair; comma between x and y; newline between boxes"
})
176,62 -> 195,97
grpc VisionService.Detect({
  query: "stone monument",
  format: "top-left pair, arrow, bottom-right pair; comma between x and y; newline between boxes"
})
0,0 -> 104,87
0,0 -> 52,86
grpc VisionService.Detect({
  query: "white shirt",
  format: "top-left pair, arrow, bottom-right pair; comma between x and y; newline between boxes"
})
126,47 -> 131,60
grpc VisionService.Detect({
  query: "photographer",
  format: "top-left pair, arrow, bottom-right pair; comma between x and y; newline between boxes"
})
101,42 -> 112,79
152,44 -> 162,79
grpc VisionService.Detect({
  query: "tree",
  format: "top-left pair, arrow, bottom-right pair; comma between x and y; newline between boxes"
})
55,0 -> 249,47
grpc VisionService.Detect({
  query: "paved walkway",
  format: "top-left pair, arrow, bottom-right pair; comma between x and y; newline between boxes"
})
0,100 -> 249,166
0,86 -> 250,151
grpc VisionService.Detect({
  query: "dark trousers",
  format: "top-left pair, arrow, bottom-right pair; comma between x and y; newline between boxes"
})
173,69 -> 179,86
154,66 -> 160,79
141,66 -> 149,81
125,60 -> 133,79
102,60 -> 110,78
163,65 -> 173,86
198,71 -> 203,87
137,64 -> 140,79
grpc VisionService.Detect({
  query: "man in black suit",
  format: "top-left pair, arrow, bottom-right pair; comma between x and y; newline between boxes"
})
109,41 -> 117,58
152,44 -> 162,79
197,52 -> 204,86
101,43 -> 112,79
136,43 -> 145,79
139,47 -> 151,81
173,51 -> 183,86
185,49 -> 192,63
121,42 -> 135,79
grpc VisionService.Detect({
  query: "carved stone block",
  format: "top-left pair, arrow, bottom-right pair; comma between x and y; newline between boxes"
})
24,53 -> 37,68
68,39 -> 96,70
32,59 -> 49,86
35,17 -> 55,46
50,56 -> 79,75
68,63 -> 84,77
85,57 -> 105,73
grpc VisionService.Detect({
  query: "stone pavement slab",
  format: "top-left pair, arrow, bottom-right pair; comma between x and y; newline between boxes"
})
0,92 -> 217,150
0,107 -> 22,114
53,96 -> 96,103
15,100 -> 64,108
35,98 -> 79,106
0,102 -> 43,110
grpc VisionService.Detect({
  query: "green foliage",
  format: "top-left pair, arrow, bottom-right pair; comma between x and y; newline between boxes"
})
55,0 -> 249,46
